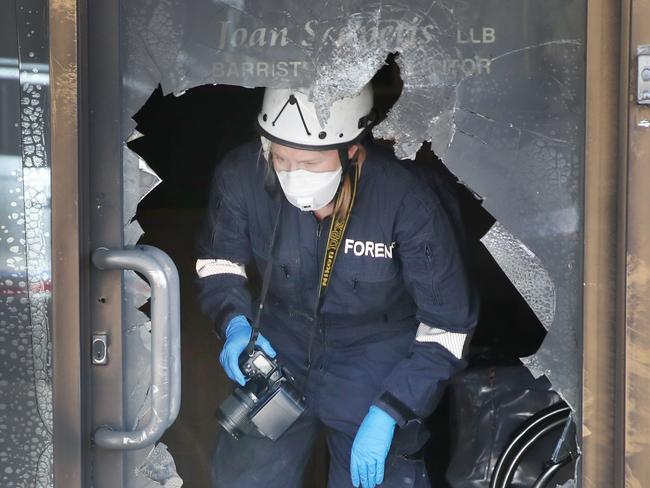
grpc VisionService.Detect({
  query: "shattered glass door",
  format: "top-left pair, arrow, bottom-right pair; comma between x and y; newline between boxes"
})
118,0 -> 585,486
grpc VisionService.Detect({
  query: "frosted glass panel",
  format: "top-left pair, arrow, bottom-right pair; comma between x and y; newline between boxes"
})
0,0 -> 53,486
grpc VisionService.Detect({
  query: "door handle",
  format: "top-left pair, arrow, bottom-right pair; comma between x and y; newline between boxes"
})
91,245 -> 181,450
141,245 -> 181,428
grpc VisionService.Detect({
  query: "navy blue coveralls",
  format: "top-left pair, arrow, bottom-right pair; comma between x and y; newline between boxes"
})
196,140 -> 479,487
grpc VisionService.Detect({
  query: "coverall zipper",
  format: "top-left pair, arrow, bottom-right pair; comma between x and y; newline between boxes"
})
315,219 -> 326,371
315,218 -> 322,313
304,216 -> 323,370
314,218 -> 327,367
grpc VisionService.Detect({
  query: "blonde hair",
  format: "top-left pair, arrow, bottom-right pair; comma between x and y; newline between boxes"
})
333,167 -> 355,220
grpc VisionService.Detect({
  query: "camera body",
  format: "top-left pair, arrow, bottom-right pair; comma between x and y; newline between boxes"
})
216,348 -> 305,441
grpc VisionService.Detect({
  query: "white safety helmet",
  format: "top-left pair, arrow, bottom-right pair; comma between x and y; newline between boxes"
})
256,84 -> 375,150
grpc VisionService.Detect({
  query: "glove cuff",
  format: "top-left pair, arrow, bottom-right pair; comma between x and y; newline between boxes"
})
372,392 -> 418,427
369,405 -> 398,429
225,314 -> 251,338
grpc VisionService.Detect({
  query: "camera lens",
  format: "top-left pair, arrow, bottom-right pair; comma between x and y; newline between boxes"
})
216,395 -> 251,438
215,387 -> 260,438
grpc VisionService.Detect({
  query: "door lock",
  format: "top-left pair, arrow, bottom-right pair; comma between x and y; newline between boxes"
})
638,45 -> 650,104
92,334 -> 108,365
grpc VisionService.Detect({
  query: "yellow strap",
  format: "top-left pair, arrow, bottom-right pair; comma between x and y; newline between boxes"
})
319,163 -> 360,290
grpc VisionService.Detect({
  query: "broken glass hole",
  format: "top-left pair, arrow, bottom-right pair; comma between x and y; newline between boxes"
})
126,53 -> 566,483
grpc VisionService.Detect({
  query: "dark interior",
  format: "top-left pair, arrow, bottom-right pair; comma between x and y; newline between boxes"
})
130,55 -> 551,487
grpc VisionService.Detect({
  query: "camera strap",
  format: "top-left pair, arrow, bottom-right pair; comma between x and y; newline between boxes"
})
247,193 -> 283,357
302,160 -> 361,377
316,161 -> 360,306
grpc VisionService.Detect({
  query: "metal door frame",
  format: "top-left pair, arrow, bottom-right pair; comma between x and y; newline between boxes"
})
51,0 -> 126,486
51,0 -> 87,486
583,0 -> 650,485
83,0 -> 128,483
582,0 -> 621,485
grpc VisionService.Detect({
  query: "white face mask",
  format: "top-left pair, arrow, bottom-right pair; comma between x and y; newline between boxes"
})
275,167 -> 342,211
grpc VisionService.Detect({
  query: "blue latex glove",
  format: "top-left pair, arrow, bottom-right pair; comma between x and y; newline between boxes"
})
219,315 -> 277,386
350,405 -> 397,488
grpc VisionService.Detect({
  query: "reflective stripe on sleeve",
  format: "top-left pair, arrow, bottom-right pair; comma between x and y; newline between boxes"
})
415,323 -> 467,359
195,258 -> 247,279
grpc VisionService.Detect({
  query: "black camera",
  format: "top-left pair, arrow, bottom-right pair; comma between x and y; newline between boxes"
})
215,348 -> 305,441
